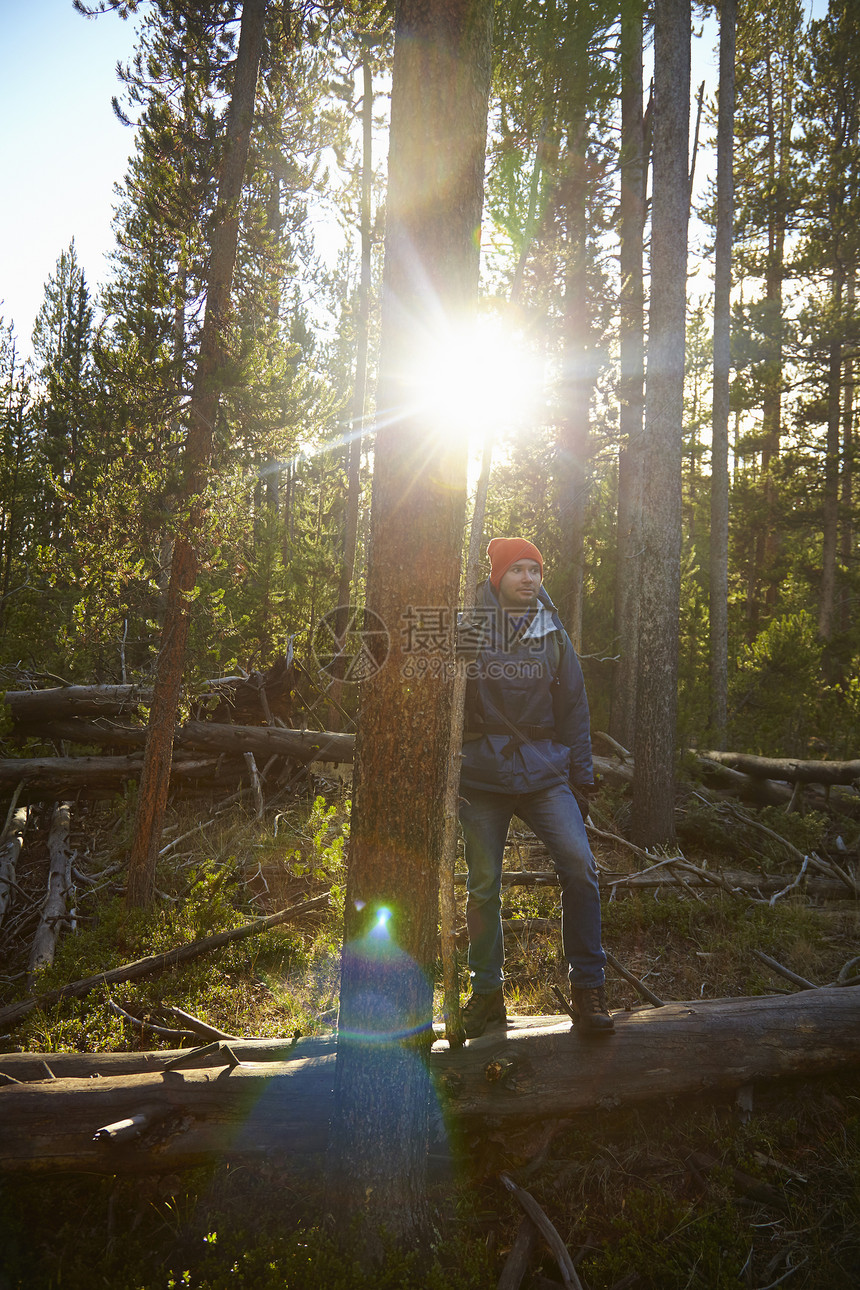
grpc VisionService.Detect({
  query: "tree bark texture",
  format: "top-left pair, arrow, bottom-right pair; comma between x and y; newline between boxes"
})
126,0 -> 267,909
709,0 -> 736,745
3,990 -> 858,1175
632,0 -> 691,847
329,0 -> 494,1253
328,46 -> 374,725
555,5 -> 598,647
611,0 -> 647,750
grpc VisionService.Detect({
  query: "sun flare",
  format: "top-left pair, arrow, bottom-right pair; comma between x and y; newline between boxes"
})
402,315 -> 544,440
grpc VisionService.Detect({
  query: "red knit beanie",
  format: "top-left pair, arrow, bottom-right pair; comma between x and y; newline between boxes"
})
487,537 -> 544,589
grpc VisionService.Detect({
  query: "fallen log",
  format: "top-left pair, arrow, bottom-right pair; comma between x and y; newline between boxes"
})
4,684 -> 153,723
701,750 -> 860,787
0,754 -> 219,792
1,989 -> 858,1174
4,663 -> 294,730
1,720 -> 355,769
456,867 -> 852,901
694,757 -> 793,806
27,800 -> 73,986
0,893 -> 330,1031
0,1035 -> 337,1083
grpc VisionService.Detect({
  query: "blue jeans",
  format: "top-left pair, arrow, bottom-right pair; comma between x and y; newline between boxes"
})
459,782 -> 606,993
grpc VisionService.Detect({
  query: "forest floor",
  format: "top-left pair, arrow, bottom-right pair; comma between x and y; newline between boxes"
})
0,778 -> 859,1290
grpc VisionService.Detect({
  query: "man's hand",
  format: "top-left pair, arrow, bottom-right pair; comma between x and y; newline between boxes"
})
571,780 -> 597,823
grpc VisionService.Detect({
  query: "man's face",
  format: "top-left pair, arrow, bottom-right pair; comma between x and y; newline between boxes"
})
497,559 -> 542,610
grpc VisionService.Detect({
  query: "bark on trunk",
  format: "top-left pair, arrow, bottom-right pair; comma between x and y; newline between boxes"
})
631,0 -> 691,846
328,46 -> 373,727
329,0 -> 494,1253
709,0 -> 736,745
611,0 -> 647,750
127,0 -> 267,908
2,990 -> 858,1175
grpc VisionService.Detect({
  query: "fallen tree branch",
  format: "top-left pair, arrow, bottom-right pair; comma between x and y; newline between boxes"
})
500,1173 -> 583,1290
604,950 -> 665,1007
751,950 -> 819,992
164,1006 -> 239,1042
0,892 -> 330,1031
107,999 -> 196,1044
497,1215 -> 539,1290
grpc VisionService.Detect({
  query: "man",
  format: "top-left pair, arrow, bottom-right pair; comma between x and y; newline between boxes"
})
458,536 -> 613,1038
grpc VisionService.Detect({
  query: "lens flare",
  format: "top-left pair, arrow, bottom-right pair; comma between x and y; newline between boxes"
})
402,314 -> 543,438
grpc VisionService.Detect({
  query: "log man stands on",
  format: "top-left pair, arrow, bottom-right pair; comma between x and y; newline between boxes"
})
458,537 -> 614,1038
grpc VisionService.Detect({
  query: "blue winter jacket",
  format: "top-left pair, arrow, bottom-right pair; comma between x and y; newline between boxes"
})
458,578 -> 594,795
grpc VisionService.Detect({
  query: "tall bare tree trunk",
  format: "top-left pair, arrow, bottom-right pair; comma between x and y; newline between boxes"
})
329,45 -> 374,726
631,0 -> 690,847
839,271 -> 855,635
328,0 -> 493,1257
611,0 -> 647,749
709,0 -> 736,746
555,7 -> 595,648
126,0 -> 267,908
818,276 -> 844,642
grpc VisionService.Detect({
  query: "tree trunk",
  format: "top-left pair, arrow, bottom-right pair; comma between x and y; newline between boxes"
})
328,45 -> 374,726
631,0 -> 690,847
839,271 -> 855,635
3,990 -> 859,1175
126,0 -> 267,909
709,0 -> 736,747
555,8 -> 594,648
611,0 -> 647,750
818,271 -> 844,640
328,0 -> 493,1256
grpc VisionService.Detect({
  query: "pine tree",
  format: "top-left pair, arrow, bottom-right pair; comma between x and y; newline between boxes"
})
796,0 -> 860,647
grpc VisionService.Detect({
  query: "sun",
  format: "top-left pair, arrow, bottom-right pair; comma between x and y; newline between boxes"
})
401,313 -> 544,441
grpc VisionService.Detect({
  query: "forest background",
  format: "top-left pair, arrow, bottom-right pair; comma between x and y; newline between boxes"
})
0,0 -> 858,783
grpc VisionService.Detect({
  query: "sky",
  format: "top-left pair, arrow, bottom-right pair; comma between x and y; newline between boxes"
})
1,2 -> 824,369
0,0 -> 141,357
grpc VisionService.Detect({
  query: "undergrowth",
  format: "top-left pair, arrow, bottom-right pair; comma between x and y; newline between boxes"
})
1,787 -> 858,1288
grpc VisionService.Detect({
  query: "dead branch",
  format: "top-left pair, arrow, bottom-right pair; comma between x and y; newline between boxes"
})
604,950 -> 665,1007
497,1215 -> 539,1290
751,950 -> 819,992
500,1173 -> 584,1290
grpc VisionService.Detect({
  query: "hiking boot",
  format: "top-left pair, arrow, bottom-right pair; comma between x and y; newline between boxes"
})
571,985 -> 615,1036
461,989 -> 507,1039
